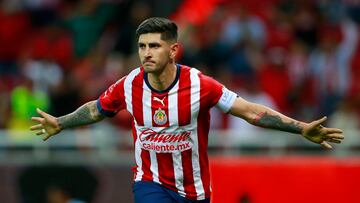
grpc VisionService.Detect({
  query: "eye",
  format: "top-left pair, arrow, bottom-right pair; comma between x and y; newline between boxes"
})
138,44 -> 145,49
149,43 -> 160,49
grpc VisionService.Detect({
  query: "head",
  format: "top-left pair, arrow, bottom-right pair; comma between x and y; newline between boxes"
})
136,17 -> 179,74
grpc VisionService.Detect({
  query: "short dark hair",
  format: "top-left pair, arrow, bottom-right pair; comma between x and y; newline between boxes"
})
136,17 -> 178,42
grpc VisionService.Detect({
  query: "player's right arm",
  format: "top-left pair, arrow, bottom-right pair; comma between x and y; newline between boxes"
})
30,100 -> 105,141
30,75 -> 127,141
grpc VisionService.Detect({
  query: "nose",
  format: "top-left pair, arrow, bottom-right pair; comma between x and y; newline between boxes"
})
144,47 -> 152,58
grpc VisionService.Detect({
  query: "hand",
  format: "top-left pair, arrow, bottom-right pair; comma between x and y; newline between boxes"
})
302,116 -> 344,149
30,108 -> 62,141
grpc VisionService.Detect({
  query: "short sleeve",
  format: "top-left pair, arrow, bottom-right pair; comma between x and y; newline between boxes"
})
199,73 -> 237,113
215,87 -> 237,113
97,76 -> 127,117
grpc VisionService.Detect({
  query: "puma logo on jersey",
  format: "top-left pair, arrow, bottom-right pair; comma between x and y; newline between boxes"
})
153,96 -> 166,106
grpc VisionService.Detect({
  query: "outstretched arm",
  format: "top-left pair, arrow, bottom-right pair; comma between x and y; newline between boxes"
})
229,97 -> 344,149
30,100 -> 105,141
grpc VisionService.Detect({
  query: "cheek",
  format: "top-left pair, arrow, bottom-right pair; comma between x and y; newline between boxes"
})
161,50 -> 171,59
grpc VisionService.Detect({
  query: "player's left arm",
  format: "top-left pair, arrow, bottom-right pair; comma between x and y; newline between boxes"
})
229,97 -> 344,149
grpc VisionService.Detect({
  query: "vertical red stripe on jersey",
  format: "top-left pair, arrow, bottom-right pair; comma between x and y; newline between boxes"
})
151,92 -> 169,127
132,73 -> 144,126
198,75 -> 212,198
140,150 -> 153,181
151,91 -> 177,190
181,149 -> 197,199
131,121 -> 137,145
157,153 -> 177,191
131,121 -> 152,182
178,66 -> 197,198
132,71 -> 153,181
178,65 -> 191,126
131,121 -> 138,176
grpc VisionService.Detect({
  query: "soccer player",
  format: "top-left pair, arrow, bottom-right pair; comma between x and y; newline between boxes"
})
30,17 -> 344,203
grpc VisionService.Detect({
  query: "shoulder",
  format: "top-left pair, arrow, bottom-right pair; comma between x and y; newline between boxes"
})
122,67 -> 144,85
178,64 -> 222,88
108,67 -> 142,90
179,65 -> 215,82
127,67 -> 143,79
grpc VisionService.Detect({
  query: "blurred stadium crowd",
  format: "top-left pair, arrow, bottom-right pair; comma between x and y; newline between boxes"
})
0,0 -> 359,134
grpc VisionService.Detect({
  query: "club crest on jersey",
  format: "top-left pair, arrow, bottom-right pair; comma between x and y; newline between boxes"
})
153,108 -> 167,125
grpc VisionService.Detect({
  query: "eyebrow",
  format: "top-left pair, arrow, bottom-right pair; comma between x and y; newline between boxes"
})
138,42 -> 161,46
149,42 -> 161,46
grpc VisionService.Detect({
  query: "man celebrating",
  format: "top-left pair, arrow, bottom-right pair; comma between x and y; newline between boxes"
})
30,17 -> 344,203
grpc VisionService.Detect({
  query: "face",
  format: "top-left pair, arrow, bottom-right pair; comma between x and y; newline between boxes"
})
138,33 -> 177,74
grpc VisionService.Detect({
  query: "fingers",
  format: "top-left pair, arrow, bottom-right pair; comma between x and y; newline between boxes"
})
43,134 -> 52,141
36,108 -> 47,117
34,129 -> 52,141
32,108 -> 51,124
325,133 -> 344,139
31,117 -> 45,123
320,141 -> 333,149
31,110 -> 53,141
310,116 -> 327,128
325,128 -> 343,134
327,138 -> 342,144
30,124 -> 43,131
31,108 -> 48,121
35,129 -> 46,136
307,116 -> 327,131
36,131 -> 44,136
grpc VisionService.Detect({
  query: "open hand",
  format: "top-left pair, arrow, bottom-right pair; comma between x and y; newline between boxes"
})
302,116 -> 344,149
30,108 -> 61,141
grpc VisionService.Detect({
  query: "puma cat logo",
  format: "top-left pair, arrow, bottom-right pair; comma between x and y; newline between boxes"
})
153,96 -> 166,106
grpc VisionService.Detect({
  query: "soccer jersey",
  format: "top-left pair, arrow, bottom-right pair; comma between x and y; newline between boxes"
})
97,64 -> 237,200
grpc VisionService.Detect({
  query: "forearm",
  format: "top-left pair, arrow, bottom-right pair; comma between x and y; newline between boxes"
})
230,100 -> 307,134
58,100 -> 105,130
250,104 -> 306,134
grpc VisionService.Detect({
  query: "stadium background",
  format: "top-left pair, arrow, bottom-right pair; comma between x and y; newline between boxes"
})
0,0 -> 359,202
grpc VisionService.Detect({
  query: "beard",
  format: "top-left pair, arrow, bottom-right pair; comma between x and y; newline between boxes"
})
142,58 -> 171,74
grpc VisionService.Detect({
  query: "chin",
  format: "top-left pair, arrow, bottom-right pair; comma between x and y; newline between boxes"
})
143,65 -> 157,73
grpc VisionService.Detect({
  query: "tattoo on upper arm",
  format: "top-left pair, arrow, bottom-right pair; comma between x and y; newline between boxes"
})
254,112 -> 302,134
58,101 -> 104,129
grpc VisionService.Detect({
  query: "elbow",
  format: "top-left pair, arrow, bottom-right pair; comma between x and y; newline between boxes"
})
88,101 -> 104,121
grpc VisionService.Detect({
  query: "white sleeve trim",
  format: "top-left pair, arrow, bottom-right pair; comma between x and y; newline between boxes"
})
216,87 -> 237,113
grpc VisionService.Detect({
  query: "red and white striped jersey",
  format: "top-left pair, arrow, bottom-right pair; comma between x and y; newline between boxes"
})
97,64 -> 237,200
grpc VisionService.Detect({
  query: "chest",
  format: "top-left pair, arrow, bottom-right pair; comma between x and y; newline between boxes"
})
128,84 -> 201,127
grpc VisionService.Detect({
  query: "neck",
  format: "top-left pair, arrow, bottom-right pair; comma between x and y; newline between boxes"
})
147,63 -> 177,91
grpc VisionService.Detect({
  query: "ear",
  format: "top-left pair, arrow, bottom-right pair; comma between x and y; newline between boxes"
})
169,43 -> 179,59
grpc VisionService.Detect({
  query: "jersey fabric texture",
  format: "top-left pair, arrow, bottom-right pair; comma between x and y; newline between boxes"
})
97,64 -> 237,200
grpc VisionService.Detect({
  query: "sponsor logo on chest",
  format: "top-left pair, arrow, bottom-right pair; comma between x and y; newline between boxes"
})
139,129 -> 193,153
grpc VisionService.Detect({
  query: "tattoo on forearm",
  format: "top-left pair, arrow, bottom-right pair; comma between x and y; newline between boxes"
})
254,112 -> 302,134
58,101 -> 104,129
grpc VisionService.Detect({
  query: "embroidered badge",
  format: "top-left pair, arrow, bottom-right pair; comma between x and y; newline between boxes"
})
153,108 -> 167,125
